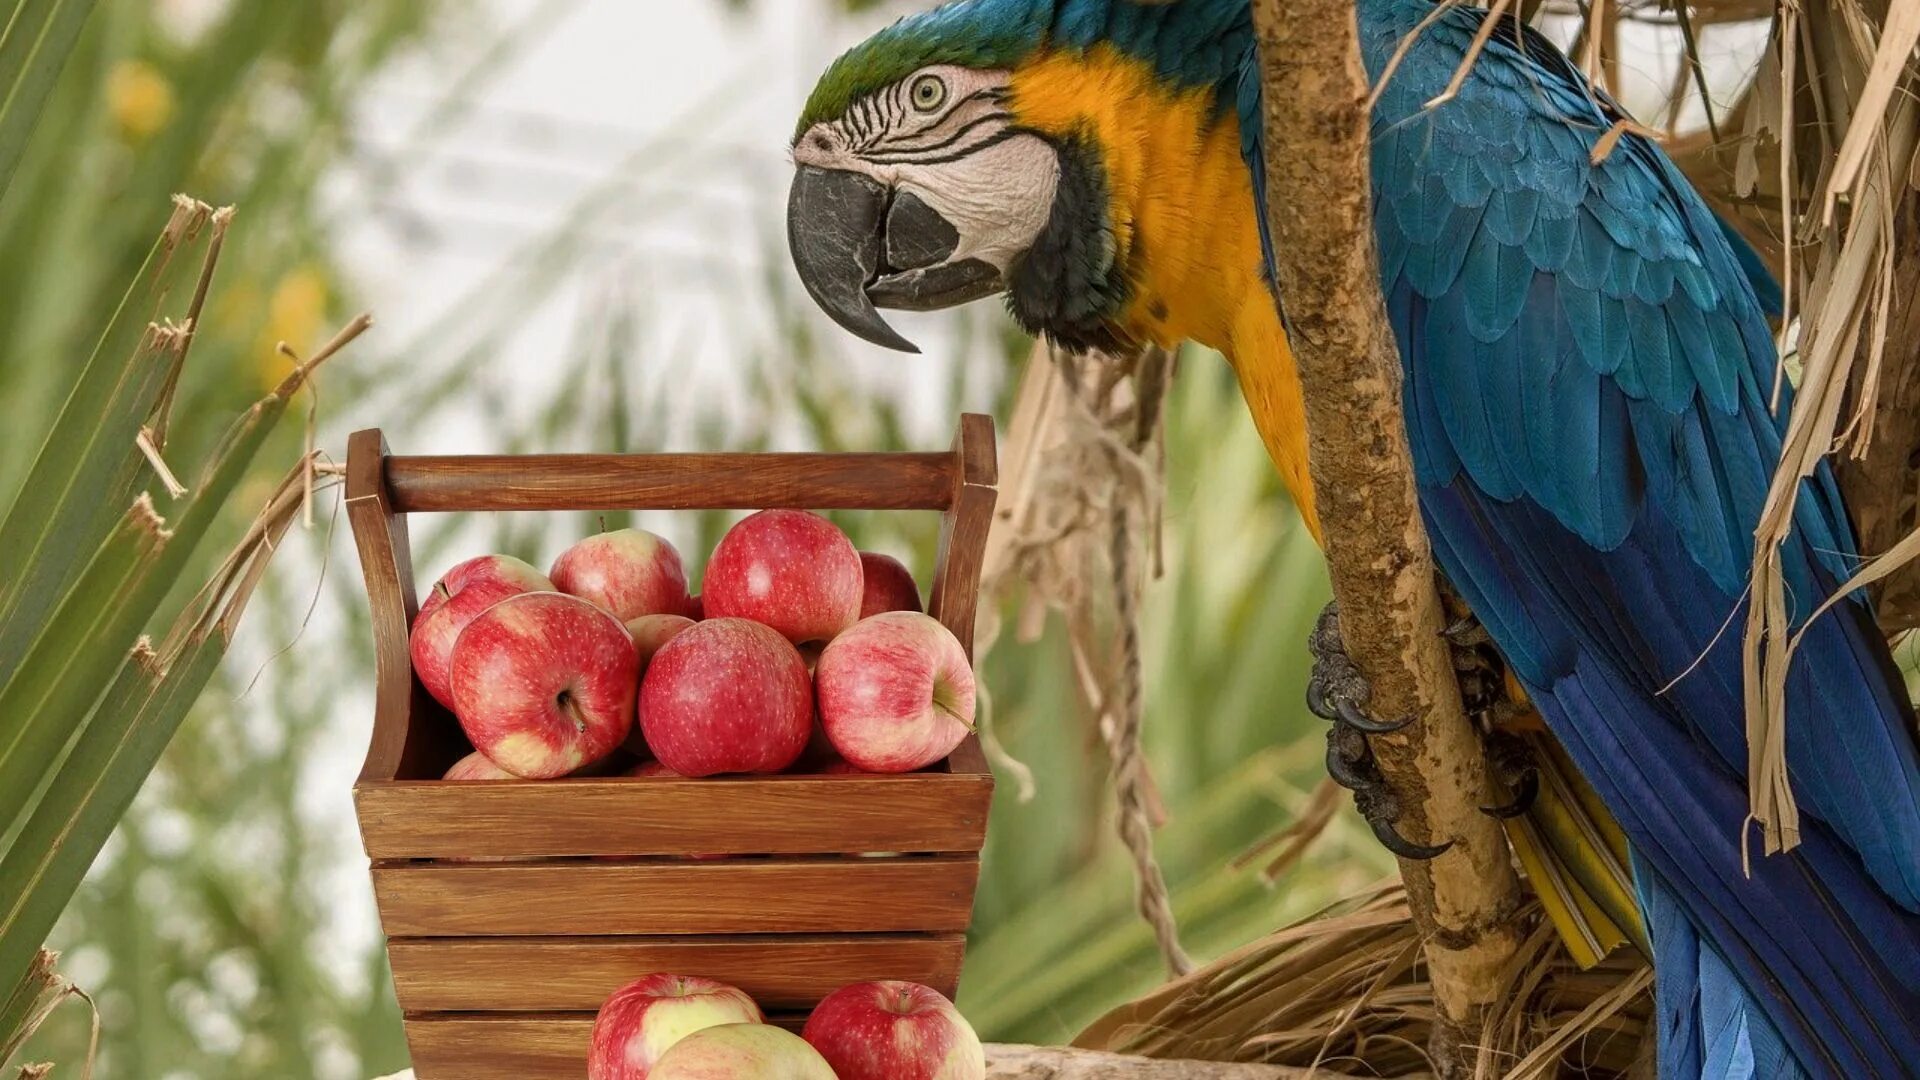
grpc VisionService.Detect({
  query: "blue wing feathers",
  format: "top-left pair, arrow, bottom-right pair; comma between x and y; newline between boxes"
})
1339,0 -> 1920,1074
1158,0 -> 1920,1070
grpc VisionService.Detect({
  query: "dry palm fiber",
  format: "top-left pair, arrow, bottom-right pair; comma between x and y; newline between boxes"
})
1077,881 -> 1650,1079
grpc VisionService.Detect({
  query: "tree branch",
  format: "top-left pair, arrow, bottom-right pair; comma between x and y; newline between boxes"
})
1245,1 -> 1526,1074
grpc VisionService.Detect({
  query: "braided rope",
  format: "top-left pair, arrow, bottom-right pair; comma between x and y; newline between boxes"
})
1106,492 -> 1193,976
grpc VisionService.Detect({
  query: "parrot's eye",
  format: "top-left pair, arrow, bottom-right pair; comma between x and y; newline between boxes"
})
909,74 -> 948,113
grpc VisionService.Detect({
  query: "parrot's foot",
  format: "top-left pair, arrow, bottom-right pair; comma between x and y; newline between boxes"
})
1437,611 -> 1540,819
1308,603 -> 1453,861
1479,731 -> 1539,819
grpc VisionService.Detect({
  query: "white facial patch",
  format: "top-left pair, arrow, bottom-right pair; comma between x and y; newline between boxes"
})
793,65 -> 1060,275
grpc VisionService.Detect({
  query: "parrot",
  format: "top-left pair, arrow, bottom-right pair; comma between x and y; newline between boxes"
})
782,0 -> 1920,1076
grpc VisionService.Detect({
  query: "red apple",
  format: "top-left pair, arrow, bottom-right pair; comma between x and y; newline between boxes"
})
801,981 -> 984,1080
623,613 -> 698,755
858,552 -> 922,618
639,619 -> 812,777
410,555 -> 553,709
651,1024 -> 835,1080
816,612 -> 975,773
687,594 -> 704,620
552,529 -> 694,621
442,751 -> 520,781
702,510 -> 861,644
627,613 -> 696,663
449,592 -> 638,779
588,974 -> 764,1080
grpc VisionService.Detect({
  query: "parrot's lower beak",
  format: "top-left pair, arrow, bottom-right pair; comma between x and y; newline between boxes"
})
787,166 -> 1003,354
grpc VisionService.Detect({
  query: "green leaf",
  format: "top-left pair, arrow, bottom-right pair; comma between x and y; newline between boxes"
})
0,492 -> 170,843
0,201 -> 218,676
0,0 -> 100,203
0,354 -> 298,846
0,633 -> 225,998
0,946 -> 55,1063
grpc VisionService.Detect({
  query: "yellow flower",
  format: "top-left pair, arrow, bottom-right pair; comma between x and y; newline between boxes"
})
255,266 -> 330,391
107,59 -> 174,142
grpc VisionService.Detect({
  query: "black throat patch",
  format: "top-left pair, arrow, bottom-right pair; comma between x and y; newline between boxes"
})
1005,131 -> 1133,354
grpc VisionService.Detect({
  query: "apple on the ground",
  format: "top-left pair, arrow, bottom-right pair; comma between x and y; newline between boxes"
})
449,592 -> 637,779
640,618 -> 813,776
442,751 -> 520,781
588,974 -> 764,1080
551,528 -> 694,621
650,1024 -> 836,1080
410,555 -> 552,709
703,510 -> 861,644
858,551 -> 922,618
816,612 -> 975,772
802,981 -> 985,1080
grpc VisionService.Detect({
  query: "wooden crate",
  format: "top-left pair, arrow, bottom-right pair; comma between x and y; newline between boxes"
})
345,416 -> 998,1080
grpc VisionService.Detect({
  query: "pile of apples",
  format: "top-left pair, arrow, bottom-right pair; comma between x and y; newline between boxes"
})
410,510 -> 976,782
587,974 -> 984,1079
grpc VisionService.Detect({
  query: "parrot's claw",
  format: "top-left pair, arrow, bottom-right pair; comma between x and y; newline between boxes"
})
1306,677 -> 1411,733
1339,699 -> 1414,734
1480,767 -> 1539,819
1366,813 -> 1457,860
1479,731 -> 1539,819
1310,603 -> 1452,861
1441,612 -> 1491,648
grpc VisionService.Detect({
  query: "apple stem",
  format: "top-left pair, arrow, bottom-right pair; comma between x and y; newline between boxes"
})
931,680 -> 976,733
558,692 -> 589,734
433,581 -> 451,603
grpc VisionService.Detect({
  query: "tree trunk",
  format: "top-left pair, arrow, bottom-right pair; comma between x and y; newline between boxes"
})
1244,2 -> 1527,1075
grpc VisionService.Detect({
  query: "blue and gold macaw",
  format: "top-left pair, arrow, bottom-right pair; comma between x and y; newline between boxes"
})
783,1 -> 1920,1076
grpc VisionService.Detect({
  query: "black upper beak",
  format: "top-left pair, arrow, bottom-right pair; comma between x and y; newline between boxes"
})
787,166 -> 1004,354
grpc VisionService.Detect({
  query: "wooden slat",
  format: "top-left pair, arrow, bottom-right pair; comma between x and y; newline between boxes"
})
355,764 -> 992,859
386,933 -> 963,1012
372,856 -> 980,937
403,1012 -> 807,1080
927,415 -> 998,658
385,452 -> 959,513
347,430 -> 463,784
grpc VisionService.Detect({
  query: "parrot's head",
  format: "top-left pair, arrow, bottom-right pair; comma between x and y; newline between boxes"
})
787,0 -> 1147,355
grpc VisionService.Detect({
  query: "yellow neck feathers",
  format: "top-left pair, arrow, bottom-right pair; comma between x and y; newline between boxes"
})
1006,46 -> 1321,539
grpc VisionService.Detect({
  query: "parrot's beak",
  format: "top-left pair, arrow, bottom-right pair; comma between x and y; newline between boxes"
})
787,166 -> 1003,354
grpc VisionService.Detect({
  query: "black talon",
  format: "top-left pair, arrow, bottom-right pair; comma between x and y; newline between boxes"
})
1306,677 -> 1337,722
1338,699 -> 1414,734
1441,613 -> 1490,648
1366,816 -> 1456,860
1310,600 -> 1452,862
1480,767 -> 1539,819
1325,727 -> 1374,790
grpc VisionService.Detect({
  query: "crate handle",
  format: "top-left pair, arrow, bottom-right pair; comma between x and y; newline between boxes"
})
345,416 -> 998,784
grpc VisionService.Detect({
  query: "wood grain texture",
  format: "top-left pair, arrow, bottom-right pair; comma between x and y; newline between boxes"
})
402,1013 -> 808,1080
385,452 -> 960,513
385,933 -> 963,1011
398,1026 -> 1346,1080
1245,6 -> 1524,1072
372,856 -> 980,937
355,760 -> 991,858
928,414 -> 999,659
346,430 -> 457,784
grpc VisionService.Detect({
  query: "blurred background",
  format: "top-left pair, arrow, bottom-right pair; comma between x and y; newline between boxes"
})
6,1 -> 1778,1076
